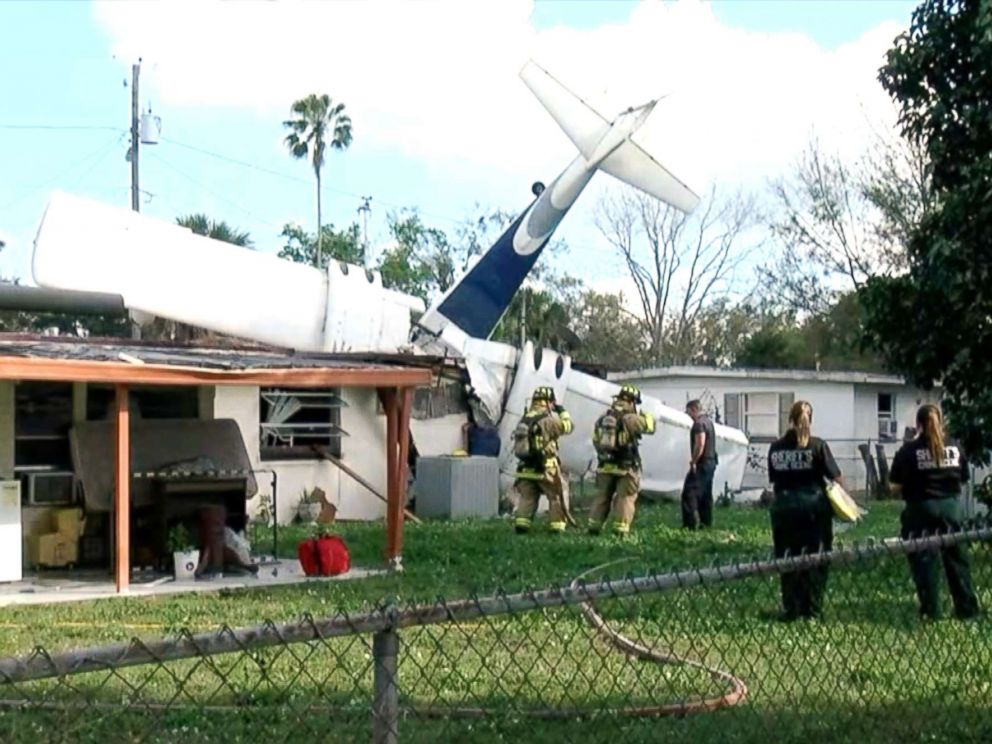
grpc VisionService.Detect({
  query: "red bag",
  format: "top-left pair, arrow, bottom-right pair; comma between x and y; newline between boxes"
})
297,538 -> 321,577
315,535 -> 350,576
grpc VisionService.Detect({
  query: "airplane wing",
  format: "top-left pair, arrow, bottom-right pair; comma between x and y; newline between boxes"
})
519,60 -> 610,160
600,138 -> 701,214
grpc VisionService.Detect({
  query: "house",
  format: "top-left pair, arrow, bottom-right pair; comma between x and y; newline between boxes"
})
0,335 -> 432,593
609,366 -> 951,494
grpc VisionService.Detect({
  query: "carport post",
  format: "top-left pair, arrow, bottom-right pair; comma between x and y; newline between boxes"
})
114,384 -> 130,593
383,388 -> 400,568
383,386 -> 413,570
394,387 -> 412,555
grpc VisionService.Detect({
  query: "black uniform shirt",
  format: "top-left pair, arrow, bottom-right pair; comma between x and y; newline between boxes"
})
690,415 -> 718,464
889,437 -> 968,502
767,432 -> 841,493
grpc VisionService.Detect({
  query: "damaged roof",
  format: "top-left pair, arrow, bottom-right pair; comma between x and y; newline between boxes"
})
0,333 -> 451,388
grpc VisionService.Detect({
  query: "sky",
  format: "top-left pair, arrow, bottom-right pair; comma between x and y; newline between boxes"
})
0,0 -> 919,295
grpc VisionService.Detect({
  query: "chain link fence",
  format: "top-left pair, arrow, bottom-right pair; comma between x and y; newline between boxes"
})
0,524 -> 990,743
744,438 -> 990,511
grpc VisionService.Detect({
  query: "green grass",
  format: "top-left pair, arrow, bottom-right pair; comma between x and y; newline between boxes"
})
0,501 -> 989,743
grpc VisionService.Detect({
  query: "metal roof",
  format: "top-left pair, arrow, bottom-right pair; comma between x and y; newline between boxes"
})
609,365 -> 911,386
0,334 -> 439,388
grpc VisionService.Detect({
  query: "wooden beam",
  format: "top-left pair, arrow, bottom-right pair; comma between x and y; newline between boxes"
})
114,384 -> 130,593
311,445 -> 422,524
0,356 -> 432,388
382,389 -> 401,566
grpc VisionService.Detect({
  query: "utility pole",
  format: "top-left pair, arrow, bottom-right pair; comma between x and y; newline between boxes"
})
519,287 -> 527,349
130,62 -> 140,212
358,196 -> 372,266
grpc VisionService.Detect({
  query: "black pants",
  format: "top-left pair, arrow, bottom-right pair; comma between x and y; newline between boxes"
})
681,462 -> 715,529
901,498 -> 979,619
771,502 -> 833,619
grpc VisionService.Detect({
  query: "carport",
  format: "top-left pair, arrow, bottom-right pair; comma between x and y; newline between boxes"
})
0,343 -> 431,593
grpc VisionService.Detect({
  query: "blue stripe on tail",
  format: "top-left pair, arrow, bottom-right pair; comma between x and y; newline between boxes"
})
435,208 -> 551,339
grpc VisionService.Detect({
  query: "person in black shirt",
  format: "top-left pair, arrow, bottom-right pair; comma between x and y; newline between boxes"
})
767,401 -> 843,621
682,400 -> 719,529
889,404 -> 979,620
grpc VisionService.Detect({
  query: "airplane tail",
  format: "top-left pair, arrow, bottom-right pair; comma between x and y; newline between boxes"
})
520,61 -> 701,213
417,60 -> 703,348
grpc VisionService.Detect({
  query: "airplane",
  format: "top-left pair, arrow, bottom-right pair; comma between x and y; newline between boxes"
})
27,60 -> 749,501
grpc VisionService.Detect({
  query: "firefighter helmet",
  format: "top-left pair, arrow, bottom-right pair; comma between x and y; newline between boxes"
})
618,384 -> 642,404
532,386 -> 556,404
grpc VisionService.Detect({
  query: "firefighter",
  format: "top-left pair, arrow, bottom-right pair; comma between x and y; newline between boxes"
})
511,386 -> 574,534
588,384 -> 656,536
889,404 -> 980,620
767,400 -> 844,621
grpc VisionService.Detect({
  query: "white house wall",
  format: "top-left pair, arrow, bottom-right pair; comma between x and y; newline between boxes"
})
631,375 -> 862,490
211,386 -> 388,525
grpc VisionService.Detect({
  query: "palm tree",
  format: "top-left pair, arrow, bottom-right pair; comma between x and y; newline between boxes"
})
176,214 -> 253,247
283,94 -> 353,267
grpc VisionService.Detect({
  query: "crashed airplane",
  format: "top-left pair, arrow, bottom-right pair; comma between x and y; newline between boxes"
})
29,60 -> 749,500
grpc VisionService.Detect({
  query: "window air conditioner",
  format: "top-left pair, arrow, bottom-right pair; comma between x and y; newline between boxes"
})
25,471 -> 74,506
878,419 -> 899,440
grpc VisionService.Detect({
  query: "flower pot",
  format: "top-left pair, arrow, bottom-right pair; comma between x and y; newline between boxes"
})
298,502 -> 321,523
173,550 -> 200,581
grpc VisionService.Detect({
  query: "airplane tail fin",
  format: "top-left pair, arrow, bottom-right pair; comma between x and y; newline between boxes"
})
520,60 -> 700,214
417,61 -> 701,348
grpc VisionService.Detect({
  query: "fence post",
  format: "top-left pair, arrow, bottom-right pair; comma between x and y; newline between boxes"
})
372,626 -> 400,744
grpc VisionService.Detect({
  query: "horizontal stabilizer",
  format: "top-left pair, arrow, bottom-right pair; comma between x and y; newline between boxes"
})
521,60 -> 700,214
600,139 -> 701,214
520,61 -> 609,160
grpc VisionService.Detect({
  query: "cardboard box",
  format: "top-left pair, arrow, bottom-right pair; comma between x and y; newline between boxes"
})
27,533 -> 78,568
52,508 -> 85,540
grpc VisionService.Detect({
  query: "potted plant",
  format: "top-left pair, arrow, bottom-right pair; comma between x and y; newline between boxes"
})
167,524 -> 199,581
297,488 -> 322,523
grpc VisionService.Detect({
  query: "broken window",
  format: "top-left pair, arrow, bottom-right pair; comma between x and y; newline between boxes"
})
259,388 -> 345,461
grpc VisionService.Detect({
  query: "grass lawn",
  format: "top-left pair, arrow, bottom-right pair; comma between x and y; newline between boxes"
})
0,500 -> 989,743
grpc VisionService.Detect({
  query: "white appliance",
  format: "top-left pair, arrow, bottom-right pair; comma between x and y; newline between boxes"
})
0,480 -> 22,582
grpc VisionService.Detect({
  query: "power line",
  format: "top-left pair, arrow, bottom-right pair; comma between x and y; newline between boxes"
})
0,132 -> 125,214
146,151 -> 288,231
160,135 -> 467,226
161,137 -> 310,186
0,124 -> 124,132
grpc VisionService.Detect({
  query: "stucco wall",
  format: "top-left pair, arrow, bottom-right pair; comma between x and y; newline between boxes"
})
211,386 -> 389,524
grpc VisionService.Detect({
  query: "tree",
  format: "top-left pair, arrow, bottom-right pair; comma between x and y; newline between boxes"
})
764,132 -> 933,314
728,293 -> 886,371
177,214 -> 253,247
864,0 -> 992,461
595,186 -> 760,365
376,207 -> 512,304
278,222 -> 363,269
569,290 -> 646,370
377,211 -> 456,301
283,94 -> 353,267
490,278 -> 583,352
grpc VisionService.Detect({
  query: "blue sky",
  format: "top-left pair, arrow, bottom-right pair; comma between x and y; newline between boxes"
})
0,0 -> 918,289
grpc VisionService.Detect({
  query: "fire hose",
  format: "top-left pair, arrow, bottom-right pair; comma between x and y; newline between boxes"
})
413,557 -> 748,720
